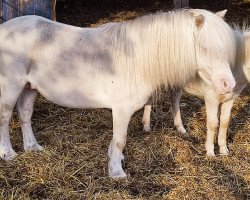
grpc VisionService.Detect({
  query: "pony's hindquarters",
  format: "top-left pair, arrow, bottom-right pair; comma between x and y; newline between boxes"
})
0,16 -> 42,160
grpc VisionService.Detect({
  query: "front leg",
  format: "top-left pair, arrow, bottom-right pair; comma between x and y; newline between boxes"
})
108,106 -> 133,178
218,99 -> 235,155
205,98 -> 219,156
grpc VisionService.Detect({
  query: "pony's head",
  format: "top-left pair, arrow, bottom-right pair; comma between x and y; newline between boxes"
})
192,9 -> 236,94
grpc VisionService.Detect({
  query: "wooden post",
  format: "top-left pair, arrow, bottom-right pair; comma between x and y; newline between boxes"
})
52,0 -> 56,21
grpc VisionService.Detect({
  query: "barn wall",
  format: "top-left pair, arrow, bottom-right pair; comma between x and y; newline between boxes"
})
0,0 -> 56,23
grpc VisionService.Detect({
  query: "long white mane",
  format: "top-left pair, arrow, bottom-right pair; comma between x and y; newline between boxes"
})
93,9 -> 237,91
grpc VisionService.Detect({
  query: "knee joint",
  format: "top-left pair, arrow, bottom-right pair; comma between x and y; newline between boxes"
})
18,109 -> 32,122
0,112 -> 12,125
207,120 -> 218,132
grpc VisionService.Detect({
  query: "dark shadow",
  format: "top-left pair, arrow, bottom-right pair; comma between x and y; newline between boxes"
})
226,87 -> 250,143
209,159 -> 250,200
56,0 -> 250,27
56,0 -> 173,26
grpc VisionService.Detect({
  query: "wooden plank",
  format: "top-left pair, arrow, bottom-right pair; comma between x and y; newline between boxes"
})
0,0 -> 56,23
19,0 -> 35,16
34,0 -> 43,17
19,0 -> 56,20
0,0 -> 2,23
52,0 -> 56,20
2,0 -> 19,22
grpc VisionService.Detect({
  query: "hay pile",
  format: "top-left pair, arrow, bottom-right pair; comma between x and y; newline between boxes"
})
0,0 -> 250,199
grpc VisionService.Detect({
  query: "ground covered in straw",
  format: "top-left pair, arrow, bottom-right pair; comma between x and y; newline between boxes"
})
0,0 -> 250,199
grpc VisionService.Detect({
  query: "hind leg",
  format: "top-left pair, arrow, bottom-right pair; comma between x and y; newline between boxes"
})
17,88 -> 43,152
142,97 -> 152,132
170,88 -> 186,134
0,82 -> 26,160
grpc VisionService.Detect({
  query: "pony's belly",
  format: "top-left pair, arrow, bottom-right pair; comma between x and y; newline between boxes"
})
47,91 -> 108,108
47,92 -> 109,108
30,83 -> 110,109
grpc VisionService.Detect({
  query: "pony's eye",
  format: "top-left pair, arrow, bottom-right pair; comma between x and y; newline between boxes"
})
201,47 -> 207,53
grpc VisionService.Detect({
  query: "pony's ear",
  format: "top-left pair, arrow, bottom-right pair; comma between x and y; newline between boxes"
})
194,14 -> 205,29
215,10 -> 227,18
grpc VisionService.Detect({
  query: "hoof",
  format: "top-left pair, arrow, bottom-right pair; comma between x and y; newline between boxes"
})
143,125 -> 151,132
0,147 -> 17,161
24,143 -> 44,152
108,161 -> 127,178
176,126 -> 187,134
219,146 -> 229,155
109,169 -> 127,178
206,151 -> 216,157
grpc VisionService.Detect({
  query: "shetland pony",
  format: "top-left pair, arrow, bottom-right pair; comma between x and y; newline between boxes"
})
0,9 -> 237,177
143,26 -> 250,156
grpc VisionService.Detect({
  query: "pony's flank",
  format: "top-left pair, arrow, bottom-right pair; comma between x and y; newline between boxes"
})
97,10 -> 237,91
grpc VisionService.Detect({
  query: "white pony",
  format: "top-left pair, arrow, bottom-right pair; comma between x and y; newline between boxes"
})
143,25 -> 250,156
0,9 -> 237,178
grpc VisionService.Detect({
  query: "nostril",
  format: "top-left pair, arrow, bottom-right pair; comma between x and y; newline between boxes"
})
221,79 -> 235,92
222,80 -> 228,89
221,79 -> 232,92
